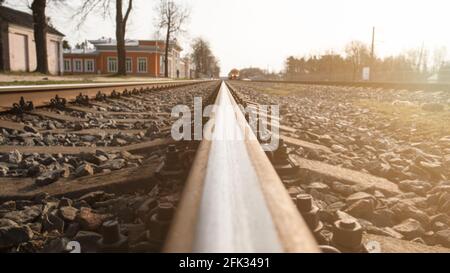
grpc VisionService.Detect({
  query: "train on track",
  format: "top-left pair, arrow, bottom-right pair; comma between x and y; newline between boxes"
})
228,69 -> 240,80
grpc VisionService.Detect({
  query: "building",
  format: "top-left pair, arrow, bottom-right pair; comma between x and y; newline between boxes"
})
179,56 -> 195,79
63,38 -> 188,78
0,6 -> 64,75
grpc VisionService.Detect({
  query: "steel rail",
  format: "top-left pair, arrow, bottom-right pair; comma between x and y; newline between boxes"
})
164,81 -> 319,253
250,79 -> 450,92
0,80 -> 208,111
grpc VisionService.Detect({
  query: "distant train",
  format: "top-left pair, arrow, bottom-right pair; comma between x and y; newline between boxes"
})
228,69 -> 240,80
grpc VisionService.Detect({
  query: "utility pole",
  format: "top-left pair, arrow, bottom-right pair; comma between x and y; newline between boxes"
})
370,26 -> 375,80
370,27 -> 375,60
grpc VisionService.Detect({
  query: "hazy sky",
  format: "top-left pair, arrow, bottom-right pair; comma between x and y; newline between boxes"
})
9,0 -> 450,75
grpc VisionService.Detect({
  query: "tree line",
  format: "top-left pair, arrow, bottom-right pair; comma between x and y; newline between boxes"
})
284,40 -> 450,83
1,0 -> 220,78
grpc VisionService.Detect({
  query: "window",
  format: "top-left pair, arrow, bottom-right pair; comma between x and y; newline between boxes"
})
107,57 -> 118,73
126,58 -> 132,73
84,59 -> 95,73
160,55 -> 165,75
138,57 -> 147,73
73,59 -> 83,72
64,59 -> 71,72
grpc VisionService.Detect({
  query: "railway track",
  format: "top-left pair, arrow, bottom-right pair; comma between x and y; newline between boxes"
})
0,80 -> 206,113
0,78 -> 325,253
1,79 -> 448,253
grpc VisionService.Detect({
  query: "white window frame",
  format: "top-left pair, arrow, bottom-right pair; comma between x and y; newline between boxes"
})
64,59 -> 71,72
137,57 -> 148,73
73,59 -> 83,72
107,57 -> 118,73
126,57 -> 132,73
84,59 -> 95,73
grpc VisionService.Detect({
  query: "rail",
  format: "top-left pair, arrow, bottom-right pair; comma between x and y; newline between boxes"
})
163,81 -> 319,253
0,79 -> 208,111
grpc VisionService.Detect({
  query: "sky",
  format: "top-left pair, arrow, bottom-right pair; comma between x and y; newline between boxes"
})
8,0 -> 450,75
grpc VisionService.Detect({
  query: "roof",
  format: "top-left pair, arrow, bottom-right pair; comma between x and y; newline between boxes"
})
0,6 -> 64,37
90,38 -> 182,51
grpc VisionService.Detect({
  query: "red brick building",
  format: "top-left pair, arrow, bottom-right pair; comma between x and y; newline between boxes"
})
63,38 -> 191,78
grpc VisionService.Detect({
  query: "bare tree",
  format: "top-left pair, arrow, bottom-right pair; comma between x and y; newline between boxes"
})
432,46 -> 447,73
345,41 -> 370,81
76,0 -> 133,76
191,37 -> 220,78
31,0 -> 48,74
155,0 -> 189,78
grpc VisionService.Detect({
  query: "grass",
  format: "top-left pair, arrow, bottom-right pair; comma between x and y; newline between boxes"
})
355,99 -> 450,142
0,80 -> 95,86
241,82 -> 450,142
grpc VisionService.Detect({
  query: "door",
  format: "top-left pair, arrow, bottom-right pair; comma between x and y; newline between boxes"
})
9,33 -> 28,72
48,40 -> 59,75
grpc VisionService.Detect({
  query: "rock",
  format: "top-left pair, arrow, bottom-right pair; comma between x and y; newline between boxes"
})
419,161 -> 443,178
411,237 -> 426,245
365,225 -> 403,240
391,202 -> 429,226
331,144 -> 347,153
59,164 -> 72,178
74,163 -> 94,177
120,151 -> 143,161
331,181 -> 354,196
65,222 -> 80,238
73,231 -> 102,252
58,197 -> 73,208
80,135 -> 97,142
112,138 -> 128,146
335,210 -> 358,223
346,192 -> 376,205
76,207 -> 109,231
59,206 -> 78,222
100,159 -> 126,170
0,220 -> 33,248
371,209 -> 395,227
41,237 -> 70,253
41,155 -> 57,166
430,214 -> 450,226
431,221 -> 448,232
78,191 -> 113,205
374,190 -> 385,199
309,189 -> 340,205
421,103 -> 445,112
399,180 -> 432,196
80,152 -> 107,165
42,213 -> 65,233
435,229 -> 450,248
393,218 -> 425,240
0,201 -> 16,212
8,150 -> 22,164
35,171 -> 60,187
73,123 -> 84,131
307,182 -> 329,191
0,164 -> 8,176
344,199 -> 374,219
318,134 -> 333,146
27,164 -> 45,177
23,125 -> 39,134
3,206 -> 42,224
381,227 -> 404,240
